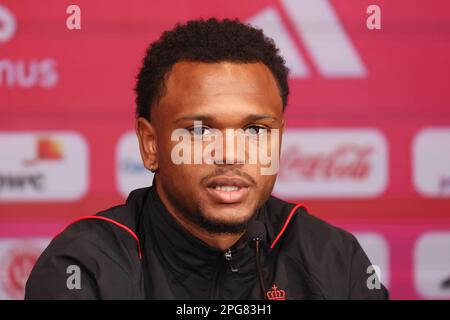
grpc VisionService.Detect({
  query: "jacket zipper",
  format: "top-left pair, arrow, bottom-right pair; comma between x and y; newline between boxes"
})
224,248 -> 239,273
210,248 -> 238,299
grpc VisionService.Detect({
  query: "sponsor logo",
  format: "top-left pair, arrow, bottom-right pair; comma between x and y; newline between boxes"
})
247,0 -> 366,78
415,232 -> 450,299
266,284 -> 286,300
0,59 -> 59,88
354,232 -> 390,288
23,137 -> 64,165
0,238 -> 50,300
0,4 -> 16,44
273,129 -> 388,198
0,132 -> 89,201
0,5 -> 59,88
413,127 -> 450,197
116,131 -> 154,198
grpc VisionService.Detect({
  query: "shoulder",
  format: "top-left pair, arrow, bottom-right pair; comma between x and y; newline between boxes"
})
267,195 -> 388,299
54,204 -> 141,264
46,187 -> 150,263
25,189 -> 149,299
267,195 -> 355,253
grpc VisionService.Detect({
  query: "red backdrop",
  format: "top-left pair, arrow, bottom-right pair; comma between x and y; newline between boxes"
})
1,0 -> 450,299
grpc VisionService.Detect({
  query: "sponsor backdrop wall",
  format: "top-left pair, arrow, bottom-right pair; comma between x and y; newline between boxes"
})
1,0 -> 449,300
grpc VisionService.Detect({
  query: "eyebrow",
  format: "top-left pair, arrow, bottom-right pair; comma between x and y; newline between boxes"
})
174,114 -> 278,124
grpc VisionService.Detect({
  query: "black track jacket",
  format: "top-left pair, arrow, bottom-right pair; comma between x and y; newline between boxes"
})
25,185 -> 388,300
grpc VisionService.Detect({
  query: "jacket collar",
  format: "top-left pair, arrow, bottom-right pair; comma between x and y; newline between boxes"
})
138,181 -> 273,276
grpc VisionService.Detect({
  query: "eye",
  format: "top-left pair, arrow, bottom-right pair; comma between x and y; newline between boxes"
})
188,125 -> 213,137
244,125 -> 268,136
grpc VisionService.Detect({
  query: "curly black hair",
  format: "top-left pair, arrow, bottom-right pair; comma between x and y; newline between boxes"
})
135,17 -> 290,120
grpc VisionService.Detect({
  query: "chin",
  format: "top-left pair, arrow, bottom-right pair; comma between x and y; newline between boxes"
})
197,216 -> 252,234
203,210 -> 254,226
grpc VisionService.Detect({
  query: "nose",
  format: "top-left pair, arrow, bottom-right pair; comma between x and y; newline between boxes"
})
212,129 -> 247,165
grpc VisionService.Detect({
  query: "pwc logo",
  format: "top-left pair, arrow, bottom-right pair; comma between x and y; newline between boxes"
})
0,132 -> 89,201
23,138 -> 64,166
247,0 -> 366,78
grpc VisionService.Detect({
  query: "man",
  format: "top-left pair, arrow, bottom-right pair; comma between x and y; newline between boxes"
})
26,18 -> 388,300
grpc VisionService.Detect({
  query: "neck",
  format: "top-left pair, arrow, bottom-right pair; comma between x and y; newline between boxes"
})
154,176 -> 244,252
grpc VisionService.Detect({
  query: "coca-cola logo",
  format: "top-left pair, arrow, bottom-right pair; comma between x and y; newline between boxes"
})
279,144 -> 373,181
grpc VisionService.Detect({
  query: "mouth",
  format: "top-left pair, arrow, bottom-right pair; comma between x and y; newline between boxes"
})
205,176 -> 252,204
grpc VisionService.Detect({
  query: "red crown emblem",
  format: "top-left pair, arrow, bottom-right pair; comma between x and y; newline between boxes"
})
266,284 -> 286,300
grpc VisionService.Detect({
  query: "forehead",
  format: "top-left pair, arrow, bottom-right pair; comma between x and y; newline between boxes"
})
153,61 -> 283,120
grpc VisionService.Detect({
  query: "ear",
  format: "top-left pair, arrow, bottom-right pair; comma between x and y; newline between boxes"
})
136,117 -> 158,172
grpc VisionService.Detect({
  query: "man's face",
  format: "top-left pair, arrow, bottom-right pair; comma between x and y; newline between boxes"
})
140,61 -> 284,234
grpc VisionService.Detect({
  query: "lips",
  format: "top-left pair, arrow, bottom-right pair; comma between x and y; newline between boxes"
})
205,176 -> 252,204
